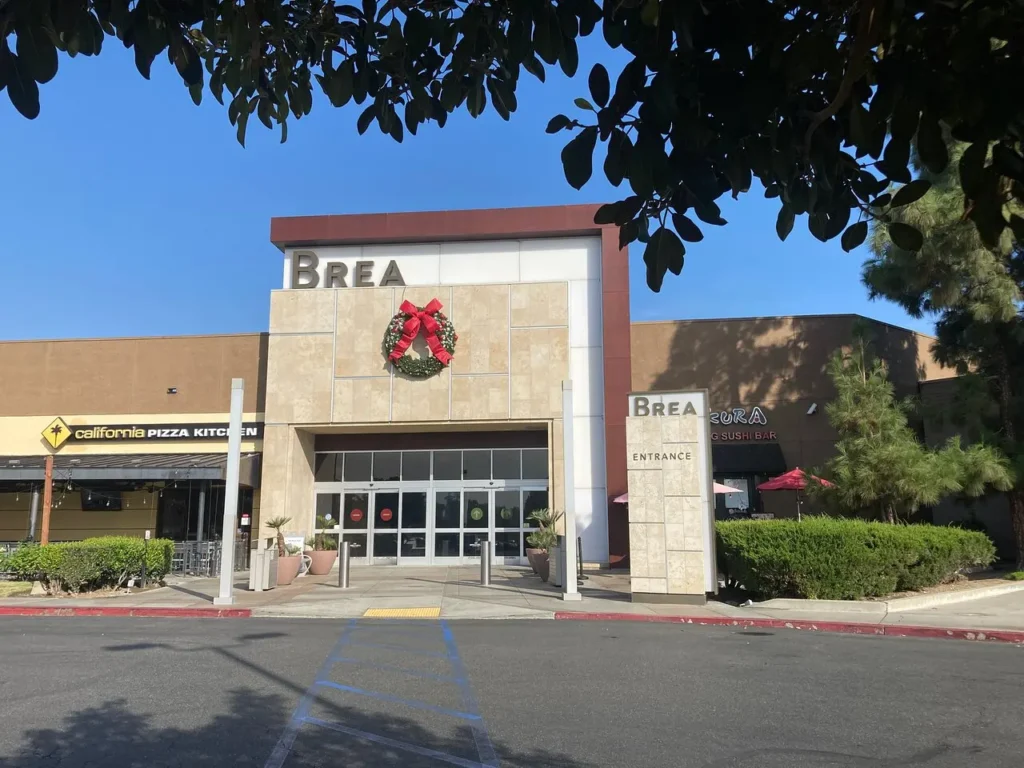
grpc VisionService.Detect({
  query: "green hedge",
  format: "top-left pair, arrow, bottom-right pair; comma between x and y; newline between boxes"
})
0,537 -> 174,593
716,518 -> 996,600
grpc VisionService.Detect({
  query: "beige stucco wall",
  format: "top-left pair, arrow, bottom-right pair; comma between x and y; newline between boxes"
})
261,283 -> 569,541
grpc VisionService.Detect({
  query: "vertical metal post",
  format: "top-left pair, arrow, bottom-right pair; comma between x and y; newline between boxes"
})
142,530 -> 150,588
338,541 -> 351,589
196,482 -> 207,542
561,381 -> 581,600
27,487 -> 40,541
480,538 -> 491,586
214,378 -> 244,606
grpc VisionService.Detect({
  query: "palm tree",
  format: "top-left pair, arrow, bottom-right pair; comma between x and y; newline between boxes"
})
264,516 -> 291,557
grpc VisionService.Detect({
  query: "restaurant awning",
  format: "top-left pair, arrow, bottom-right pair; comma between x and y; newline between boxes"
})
0,453 -> 262,487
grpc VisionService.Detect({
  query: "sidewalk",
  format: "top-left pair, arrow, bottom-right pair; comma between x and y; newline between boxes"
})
2,566 -> 1024,642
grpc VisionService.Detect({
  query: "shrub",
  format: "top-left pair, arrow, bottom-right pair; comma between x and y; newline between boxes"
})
0,537 -> 174,593
716,518 -> 996,600
1006,571 -> 1024,581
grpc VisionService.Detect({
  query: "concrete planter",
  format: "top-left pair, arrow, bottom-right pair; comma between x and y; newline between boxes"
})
307,550 -> 337,576
276,555 -> 301,586
550,544 -> 562,587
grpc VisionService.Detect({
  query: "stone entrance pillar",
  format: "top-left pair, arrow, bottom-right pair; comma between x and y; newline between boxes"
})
626,391 -> 715,604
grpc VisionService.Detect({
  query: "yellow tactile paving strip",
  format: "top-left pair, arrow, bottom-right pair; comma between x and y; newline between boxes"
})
363,606 -> 441,618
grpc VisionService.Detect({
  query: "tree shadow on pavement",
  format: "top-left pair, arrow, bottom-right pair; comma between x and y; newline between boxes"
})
2,652 -> 592,768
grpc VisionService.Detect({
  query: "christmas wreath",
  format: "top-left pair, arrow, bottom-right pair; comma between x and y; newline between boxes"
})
383,298 -> 458,378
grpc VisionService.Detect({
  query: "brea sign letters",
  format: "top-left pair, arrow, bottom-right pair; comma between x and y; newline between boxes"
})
291,251 -> 406,289
631,396 -> 697,417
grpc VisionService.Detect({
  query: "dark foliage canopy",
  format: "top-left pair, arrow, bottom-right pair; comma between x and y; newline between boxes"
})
3,0 -> 1024,290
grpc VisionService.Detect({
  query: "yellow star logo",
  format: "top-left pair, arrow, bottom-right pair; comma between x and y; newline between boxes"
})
42,417 -> 71,450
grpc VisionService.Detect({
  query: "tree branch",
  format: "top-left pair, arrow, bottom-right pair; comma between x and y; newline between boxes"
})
803,0 -> 882,163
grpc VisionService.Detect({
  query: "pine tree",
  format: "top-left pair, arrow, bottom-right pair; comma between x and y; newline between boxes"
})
864,138 -> 1024,565
818,342 -> 1011,523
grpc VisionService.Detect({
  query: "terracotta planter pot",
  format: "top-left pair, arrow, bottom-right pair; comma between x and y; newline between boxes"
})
526,548 -> 543,575
276,555 -> 301,586
307,550 -> 338,576
534,551 -> 551,582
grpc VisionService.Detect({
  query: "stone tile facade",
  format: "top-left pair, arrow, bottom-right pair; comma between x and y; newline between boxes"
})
263,282 -> 570,536
626,413 -> 708,600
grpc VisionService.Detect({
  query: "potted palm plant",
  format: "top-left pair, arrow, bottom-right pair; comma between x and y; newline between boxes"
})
525,509 -> 562,582
265,516 -> 301,586
304,513 -> 339,575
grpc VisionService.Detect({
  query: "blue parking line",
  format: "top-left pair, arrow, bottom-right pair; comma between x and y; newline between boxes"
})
300,715 -> 489,768
313,679 -> 482,721
442,621 -> 500,768
263,619 -> 358,768
329,655 -> 462,684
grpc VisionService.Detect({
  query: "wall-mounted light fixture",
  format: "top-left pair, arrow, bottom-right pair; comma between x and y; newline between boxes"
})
807,403 -> 818,416
167,387 -> 178,395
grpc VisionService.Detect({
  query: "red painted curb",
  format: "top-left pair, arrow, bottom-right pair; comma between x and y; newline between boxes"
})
553,612 -> 1024,644
0,606 -> 251,618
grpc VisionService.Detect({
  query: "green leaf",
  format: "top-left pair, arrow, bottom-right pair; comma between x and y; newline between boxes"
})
643,227 -> 685,292
546,114 -> 572,133
959,142 -> 987,196
574,97 -> 594,111
4,51 -> 40,119
693,200 -> 727,226
522,55 -> 546,83
869,193 -> 892,208
604,128 -> 632,187
561,127 -> 598,190
841,221 -> 868,252
888,222 -> 924,252
764,183 -> 781,199
188,82 -> 202,106
915,114 -> 948,174
641,0 -> 660,26
594,203 -> 620,225
890,179 -> 932,208
357,104 -> 376,135
16,24 -> 58,84
671,213 -> 704,243
588,64 -> 609,107
559,35 -> 579,78
776,204 -> 795,241
992,144 -> 1024,183
174,40 -> 203,87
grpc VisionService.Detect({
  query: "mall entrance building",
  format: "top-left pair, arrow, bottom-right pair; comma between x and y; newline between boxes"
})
260,205 -> 631,567
5,204 -> 1000,565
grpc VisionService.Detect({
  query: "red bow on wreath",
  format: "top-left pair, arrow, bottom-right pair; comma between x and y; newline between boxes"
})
388,299 -> 453,365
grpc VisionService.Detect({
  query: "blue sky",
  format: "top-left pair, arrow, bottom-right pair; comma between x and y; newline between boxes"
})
0,39 -> 933,340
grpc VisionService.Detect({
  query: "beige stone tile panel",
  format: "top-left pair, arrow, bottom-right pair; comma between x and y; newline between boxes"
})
335,288 -> 395,377
648,530 -> 667,579
629,522 -> 649,577
265,334 -> 333,424
510,282 -> 568,328
451,375 -> 509,420
510,327 -> 568,418
257,425 -> 290,541
269,290 -> 336,334
450,285 -> 509,375
333,377 -> 391,423
392,367 -> 451,422
664,451 -> 701,496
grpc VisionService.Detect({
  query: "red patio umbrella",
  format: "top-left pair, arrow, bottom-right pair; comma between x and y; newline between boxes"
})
756,467 -> 833,520
756,467 -> 833,491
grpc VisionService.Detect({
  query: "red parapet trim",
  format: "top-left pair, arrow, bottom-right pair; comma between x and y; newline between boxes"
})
0,606 -> 251,619
552,612 -> 1024,644
270,204 -> 611,249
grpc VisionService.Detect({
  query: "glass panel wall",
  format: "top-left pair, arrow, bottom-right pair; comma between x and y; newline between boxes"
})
313,448 -> 550,564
